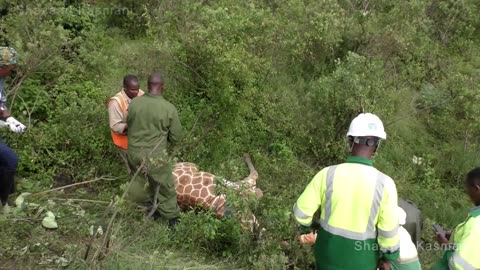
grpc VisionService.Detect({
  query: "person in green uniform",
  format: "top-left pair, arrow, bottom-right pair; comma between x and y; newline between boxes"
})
434,167 -> 480,270
126,72 -> 184,227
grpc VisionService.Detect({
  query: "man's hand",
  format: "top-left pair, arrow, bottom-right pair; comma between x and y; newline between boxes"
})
0,66 -> 14,77
436,232 -> 450,246
298,232 -> 317,245
6,117 -> 26,133
0,108 -> 9,120
377,259 -> 391,270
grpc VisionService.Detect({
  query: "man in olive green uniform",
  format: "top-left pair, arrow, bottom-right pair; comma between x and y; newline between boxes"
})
126,72 -> 183,227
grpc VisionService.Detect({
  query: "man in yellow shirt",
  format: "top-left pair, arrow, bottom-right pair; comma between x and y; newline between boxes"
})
107,75 -> 144,173
293,113 -> 400,270
434,167 -> 480,270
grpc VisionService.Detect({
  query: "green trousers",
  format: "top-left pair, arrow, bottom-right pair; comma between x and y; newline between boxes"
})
126,149 -> 180,220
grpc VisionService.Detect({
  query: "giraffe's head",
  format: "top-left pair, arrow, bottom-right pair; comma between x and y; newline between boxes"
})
218,187 -> 265,237
254,188 -> 263,199
227,209 -> 264,238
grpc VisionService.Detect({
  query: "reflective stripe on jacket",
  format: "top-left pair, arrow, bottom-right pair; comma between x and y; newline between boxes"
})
436,206 -> 480,270
294,156 -> 400,268
108,92 -> 129,149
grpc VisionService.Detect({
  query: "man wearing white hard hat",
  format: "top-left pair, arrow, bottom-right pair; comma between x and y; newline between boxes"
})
391,207 -> 422,270
293,113 -> 400,270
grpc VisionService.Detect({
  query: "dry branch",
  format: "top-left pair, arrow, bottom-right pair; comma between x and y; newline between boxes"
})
32,177 -> 115,196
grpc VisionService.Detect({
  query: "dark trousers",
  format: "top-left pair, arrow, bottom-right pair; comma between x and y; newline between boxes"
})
0,137 -> 18,204
0,137 -> 18,170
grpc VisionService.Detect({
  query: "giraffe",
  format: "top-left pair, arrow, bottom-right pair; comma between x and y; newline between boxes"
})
172,154 -> 262,229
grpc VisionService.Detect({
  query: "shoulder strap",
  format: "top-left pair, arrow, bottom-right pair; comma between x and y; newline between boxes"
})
108,93 -> 127,111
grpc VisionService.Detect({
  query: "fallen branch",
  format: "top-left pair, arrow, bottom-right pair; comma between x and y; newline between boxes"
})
91,159 -> 147,262
8,218 -> 40,223
50,198 -> 111,204
147,185 -> 161,218
84,197 -> 115,261
32,177 -> 116,196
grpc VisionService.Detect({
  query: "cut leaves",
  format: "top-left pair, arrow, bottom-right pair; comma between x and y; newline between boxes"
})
42,211 -> 58,229
15,192 -> 31,208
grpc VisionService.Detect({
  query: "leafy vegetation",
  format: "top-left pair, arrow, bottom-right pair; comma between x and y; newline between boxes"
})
0,0 -> 479,269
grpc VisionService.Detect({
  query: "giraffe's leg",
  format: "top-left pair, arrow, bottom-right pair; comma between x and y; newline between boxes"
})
243,154 -> 258,181
147,184 -> 161,218
236,154 -> 258,188
237,177 -> 256,189
216,155 -> 262,199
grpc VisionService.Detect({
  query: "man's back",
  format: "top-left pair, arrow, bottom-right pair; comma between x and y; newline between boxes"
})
127,94 -> 183,156
295,157 -> 399,270
326,163 -> 383,231
127,94 -> 180,148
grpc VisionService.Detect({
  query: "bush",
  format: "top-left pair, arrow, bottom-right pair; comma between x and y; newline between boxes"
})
1,0 -> 480,269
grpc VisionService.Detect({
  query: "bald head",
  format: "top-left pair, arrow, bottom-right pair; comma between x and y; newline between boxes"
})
147,72 -> 164,95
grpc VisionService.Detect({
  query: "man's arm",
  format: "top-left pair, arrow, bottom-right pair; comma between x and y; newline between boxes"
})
0,66 -> 14,78
168,107 -> 184,144
377,178 -> 400,262
293,169 -> 326,231
0,79 -> 9,120
0,106 -> 9,121
108,99 -> 127,134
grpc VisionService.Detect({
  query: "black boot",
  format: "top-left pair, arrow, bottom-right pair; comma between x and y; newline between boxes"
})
167,217 -> 180,229
9,171 -> 16,195
0,167 -> 14,205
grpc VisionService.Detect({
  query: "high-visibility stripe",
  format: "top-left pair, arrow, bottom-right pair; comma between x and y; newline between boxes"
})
320,168 -> 392,242
367,172 -> 385,232
319,219 -> 376,240
111,94 -> 127,112
398,256 -> 420,264
293,203 -> 310,220
108,93 -> 129,150
323,165 -> 337,222
449,253 -> 476,270
378,226 -> 399,238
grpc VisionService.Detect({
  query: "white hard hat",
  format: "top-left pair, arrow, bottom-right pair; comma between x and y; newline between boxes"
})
397,206 -> 407,225
347,113 -> 387,140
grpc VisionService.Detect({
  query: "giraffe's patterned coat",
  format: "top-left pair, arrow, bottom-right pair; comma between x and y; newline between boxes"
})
172,154 -> 260,220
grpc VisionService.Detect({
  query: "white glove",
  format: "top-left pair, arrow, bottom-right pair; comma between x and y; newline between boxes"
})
6,117 -> 26,133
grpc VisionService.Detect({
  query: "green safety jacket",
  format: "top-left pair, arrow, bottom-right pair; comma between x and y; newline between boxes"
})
294,156 -> 400,270
434,206 -> 480,270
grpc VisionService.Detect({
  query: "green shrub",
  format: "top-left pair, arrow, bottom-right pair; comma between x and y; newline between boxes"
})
1,0 -> 480,269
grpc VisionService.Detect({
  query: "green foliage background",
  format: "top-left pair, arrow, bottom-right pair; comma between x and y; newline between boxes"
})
0,0 -> 479,269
